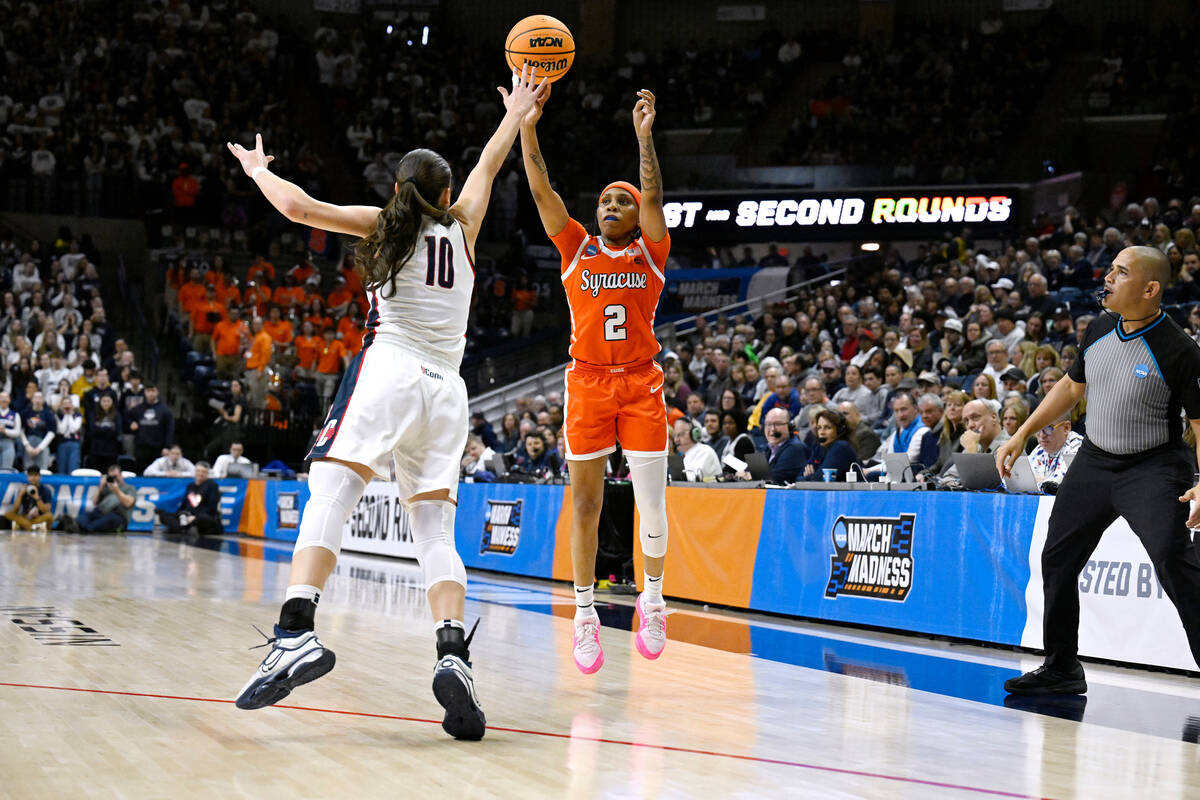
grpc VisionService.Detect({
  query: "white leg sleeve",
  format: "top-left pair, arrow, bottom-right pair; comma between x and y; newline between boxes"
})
294,460 -> 368,557
410,500 -> 467,590
627,453 -> 668,559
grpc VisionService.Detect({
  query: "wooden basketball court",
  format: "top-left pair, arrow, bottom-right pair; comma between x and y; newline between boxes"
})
1,532 -> 1197,798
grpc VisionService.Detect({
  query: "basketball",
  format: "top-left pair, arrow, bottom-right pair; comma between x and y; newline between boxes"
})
504,14 -> 574,83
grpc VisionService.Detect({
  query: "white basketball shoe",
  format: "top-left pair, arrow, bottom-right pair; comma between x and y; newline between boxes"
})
573,615 -> 605,674
235,625 -> 336,710
634,593 -> 667,660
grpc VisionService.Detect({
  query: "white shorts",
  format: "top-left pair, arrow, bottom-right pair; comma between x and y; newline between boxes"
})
307,340 -> 467,503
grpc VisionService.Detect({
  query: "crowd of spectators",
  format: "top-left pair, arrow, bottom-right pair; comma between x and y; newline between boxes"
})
0,0 -> 313,228
0,227 -> 182,474
779,17 -> 1063,183
467,188 -> 1200,491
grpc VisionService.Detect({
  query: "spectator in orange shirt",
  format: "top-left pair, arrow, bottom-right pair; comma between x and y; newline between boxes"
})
244,280 -> 271,318
314,326 -> 347,405
212,306 -> 248,378
263,305 -> 295,346
338,254 -> 363,296
204,255 -> 232,290
337,306 -> 365,348
189,285 -> 227,353
326,276 -> 353,316
272,275 -> 306,310
215,277 -> 241,309
510,273 -> 538,337
302,275 -> 324,308
244,316 -> 273,408
289,257 -> 317,285
171,163 -> 199,223
303,296 -> 333,334
292,320 -> 320,378
247,253 -> 275,284
342,321 -> 364,356
178,268 -> 206,315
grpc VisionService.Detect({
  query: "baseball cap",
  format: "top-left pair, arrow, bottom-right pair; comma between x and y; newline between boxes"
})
944,318 -> 963,333
917,370 -> 940,385
1000,367 -> 1027,384
991,277 -> 1014,290
820,358 -> 838,369
896,377 -> 918,390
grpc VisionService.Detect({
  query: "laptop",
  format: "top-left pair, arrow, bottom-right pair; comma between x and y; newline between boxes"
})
883,453 -> 914,482
490,452 -> 509,478
744,452 -> 771,481
1004,455 -> 1041,493
226,461 -> 258,478
667,454 -> 687,482
953,452 -> 1003,490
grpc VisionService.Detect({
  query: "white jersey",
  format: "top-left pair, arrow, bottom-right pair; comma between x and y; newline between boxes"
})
366,216 -> 473,369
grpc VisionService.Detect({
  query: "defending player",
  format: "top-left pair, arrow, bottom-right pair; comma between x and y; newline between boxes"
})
520,87 -> 671,673
226,66 -> 548,739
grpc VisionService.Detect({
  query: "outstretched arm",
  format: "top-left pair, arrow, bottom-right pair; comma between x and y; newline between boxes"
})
227,134 -> 380,238
633,89 -> 667,243
519,85 -> 569,238
451,64 -> 548,250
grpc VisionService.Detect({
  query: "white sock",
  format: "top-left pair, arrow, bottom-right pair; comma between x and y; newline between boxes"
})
643,573 -> 664,605
285,584 -> 321,604
433,618 -> 464,636
574,584 -> 596,618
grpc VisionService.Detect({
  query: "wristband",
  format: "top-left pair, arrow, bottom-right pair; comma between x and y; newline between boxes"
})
250,166 -> 269,180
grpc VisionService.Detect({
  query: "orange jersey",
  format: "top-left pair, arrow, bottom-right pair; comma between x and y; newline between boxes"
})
551,218 -> 668,367
293,334 -> 320,370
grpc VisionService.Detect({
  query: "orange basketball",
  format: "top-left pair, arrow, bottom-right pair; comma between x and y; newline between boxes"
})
505,14 -> 574,84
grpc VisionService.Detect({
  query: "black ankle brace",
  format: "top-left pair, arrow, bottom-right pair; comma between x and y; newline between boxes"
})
278,597 -> 316,633
436,619 -> 479,660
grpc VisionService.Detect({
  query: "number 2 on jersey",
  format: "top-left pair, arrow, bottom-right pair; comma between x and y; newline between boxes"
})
603,304 -> 627,341
424,235 -> 454,289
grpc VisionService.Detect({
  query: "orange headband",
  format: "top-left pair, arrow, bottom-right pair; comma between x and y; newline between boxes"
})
599,181 -> 641,207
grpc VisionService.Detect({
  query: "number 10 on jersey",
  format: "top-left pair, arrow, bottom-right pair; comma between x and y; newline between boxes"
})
424,235 -> 454,289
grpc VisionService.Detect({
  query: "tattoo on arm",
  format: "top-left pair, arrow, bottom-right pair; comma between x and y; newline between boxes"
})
638,137 -> 660,192
529,152 -> 548,175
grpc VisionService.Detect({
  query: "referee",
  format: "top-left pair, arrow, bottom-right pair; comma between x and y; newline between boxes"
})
997,246 -> 1200,694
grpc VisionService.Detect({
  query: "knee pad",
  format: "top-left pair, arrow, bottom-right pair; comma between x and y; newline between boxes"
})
627,454 -> 668,559
410,500 -> 467,590
294,460 -> 368,557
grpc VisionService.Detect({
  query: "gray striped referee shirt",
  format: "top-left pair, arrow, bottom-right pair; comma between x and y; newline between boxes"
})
1071,312 -> 1200,455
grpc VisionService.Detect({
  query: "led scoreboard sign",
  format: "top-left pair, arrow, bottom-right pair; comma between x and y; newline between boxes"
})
661,186 -> 1021,243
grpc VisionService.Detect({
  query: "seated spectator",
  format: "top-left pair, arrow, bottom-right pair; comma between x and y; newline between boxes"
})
663,360 -> 691,412
1001,400 -> 1031,450
20,391 -> 56,472
55,395 -> 83,474
795,376 -> 838,442
936,390 -> 970,472
802,409 -> 860,481
831,364 -> 871,409
672,417 -> 721,481
716,409 -> 756,468
760,373 -> 802,420
469,411 -> 501,451
495,412 -> 522,454
212,442 -> 253,478
460,435 -> 496,480
144,444 -> 197,478
156,461 -> 223,536
512,432 -> 562,477
0,391 -> 21,470
76,465 -> 136,533
4,466 -> 53,531
1027,414 -> 1084,492
958,399 -> 1010,454
869,393 -> 938,474
758,407 -> 807,484
700,410 -> 723,448
291,319 -> 320,378
836,401 -> 881,464
971,373 -> 998,401
263,305 -> 294,346
858,365 -> 888,425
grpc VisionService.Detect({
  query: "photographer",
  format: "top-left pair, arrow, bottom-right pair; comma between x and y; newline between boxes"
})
156,461 -> 223,536
75,464 -> 136,533
4,465 -> 53,531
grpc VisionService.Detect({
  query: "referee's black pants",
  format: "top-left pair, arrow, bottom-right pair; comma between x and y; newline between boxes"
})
1042,440 -> 1200,671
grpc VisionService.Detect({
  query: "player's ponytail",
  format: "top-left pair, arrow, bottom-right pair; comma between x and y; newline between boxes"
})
355,148 -> 454,298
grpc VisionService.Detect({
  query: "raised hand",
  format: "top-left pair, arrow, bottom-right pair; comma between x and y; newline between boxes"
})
633,89 -> 656,137
498,63 -> 549,124
226,133 -> 275,177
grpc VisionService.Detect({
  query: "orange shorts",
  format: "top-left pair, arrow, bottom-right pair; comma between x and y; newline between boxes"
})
563,359 -> 668,460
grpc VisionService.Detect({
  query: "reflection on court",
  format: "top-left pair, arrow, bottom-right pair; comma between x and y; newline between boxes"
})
1,533 -> 1197,798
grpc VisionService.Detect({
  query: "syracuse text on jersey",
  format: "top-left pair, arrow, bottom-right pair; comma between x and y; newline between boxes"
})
579,269 -> 650,297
